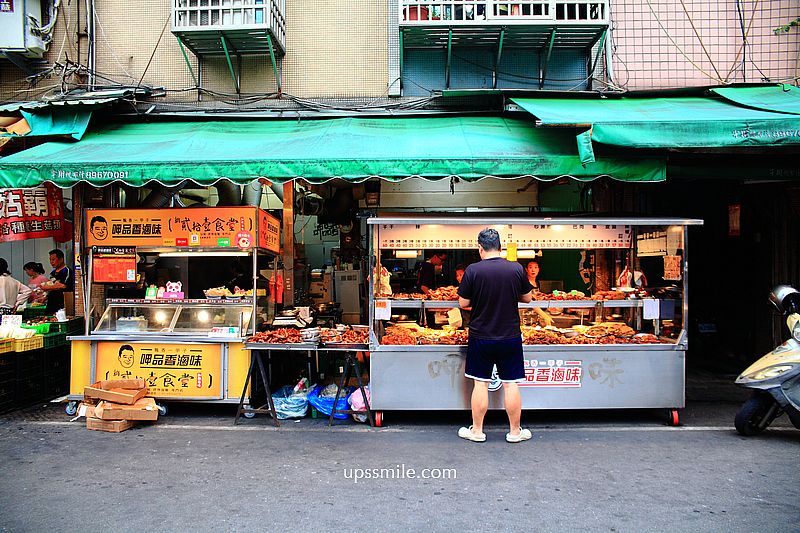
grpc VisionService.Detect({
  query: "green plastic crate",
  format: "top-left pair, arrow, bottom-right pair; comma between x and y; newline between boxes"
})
21,322 -> 51,334
49,318 -> 84,334
22,306 -> 49,320
41,331 -> 67,349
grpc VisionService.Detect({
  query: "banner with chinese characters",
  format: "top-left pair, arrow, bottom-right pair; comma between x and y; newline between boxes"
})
258,209 -> 280,253
520,359 -> 582,387
86,207 -> 279,249
95,342 -> 222,399
0,184 -> 65,242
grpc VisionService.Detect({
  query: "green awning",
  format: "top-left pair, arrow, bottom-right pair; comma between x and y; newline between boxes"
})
512,86 -> 800,150
711,85 -> 800,115
0,116 -> 665,188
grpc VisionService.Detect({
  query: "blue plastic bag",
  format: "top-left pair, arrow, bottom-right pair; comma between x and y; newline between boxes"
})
271,385 -> 309,419
307,385 -> 352,420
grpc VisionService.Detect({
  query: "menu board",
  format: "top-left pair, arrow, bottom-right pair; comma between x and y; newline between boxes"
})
377,223 -> 632,249
93,246 -> 137,283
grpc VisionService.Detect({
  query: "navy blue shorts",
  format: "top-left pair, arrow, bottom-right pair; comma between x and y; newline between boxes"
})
465,336 -> 524,382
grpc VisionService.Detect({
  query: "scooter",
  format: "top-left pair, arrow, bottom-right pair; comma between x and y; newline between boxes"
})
734,285 -> 800,436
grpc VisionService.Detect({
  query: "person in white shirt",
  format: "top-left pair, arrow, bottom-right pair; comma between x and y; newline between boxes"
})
0,258 -> 31,313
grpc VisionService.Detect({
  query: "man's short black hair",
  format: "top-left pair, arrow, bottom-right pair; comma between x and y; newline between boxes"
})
49,249 -> 65,260
455,263 -> 466,272
90,215 -> 107,229
477,228 -> 501,252
119,344 -> 134,356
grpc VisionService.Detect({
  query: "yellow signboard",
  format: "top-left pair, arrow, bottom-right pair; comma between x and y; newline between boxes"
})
95,342 -> 223,398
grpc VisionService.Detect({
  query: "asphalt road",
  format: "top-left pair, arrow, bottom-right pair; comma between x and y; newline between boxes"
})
0,371 -> 798,532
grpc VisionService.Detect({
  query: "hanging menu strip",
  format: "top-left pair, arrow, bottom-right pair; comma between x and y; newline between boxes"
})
378,224 -> 632,249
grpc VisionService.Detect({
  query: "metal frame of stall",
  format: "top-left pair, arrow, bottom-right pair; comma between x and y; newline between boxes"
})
66,207 -> 281,415
367,217 -> 703,426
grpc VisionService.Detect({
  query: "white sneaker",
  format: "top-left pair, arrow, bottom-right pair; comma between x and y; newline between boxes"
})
458,426 -> 486,442
505,428 -> 532,443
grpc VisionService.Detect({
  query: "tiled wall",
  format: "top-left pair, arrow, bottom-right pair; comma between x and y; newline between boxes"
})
610,0 -> 800,89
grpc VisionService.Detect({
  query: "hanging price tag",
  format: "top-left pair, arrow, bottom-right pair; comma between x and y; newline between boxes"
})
374,299 -> 391,320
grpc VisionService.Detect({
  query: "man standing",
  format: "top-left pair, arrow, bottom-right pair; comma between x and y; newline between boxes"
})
42,249 -> 73,314
456,229 -> 533,443
416,251 -> 446,295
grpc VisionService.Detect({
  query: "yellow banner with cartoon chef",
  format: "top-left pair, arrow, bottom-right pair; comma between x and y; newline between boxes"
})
96,342 -> 223,399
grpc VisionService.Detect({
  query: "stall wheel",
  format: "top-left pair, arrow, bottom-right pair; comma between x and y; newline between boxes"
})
243,405 -> 256,419
65,401 -> 78,416
157,403 -> 168,417
666,409 -> 680,426
374,411 -> 383,427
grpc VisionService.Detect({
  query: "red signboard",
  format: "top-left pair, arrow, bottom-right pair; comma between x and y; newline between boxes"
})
0,184 -> 66,242
93,247 -> 137,283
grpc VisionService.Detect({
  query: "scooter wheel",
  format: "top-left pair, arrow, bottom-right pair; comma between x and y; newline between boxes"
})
734,395 -> 778,436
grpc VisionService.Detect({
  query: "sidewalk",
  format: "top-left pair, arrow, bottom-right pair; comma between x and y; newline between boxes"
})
0,367 -> 790,431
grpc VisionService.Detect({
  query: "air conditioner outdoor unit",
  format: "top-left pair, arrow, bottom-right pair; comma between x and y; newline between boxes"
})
0,0 -> 45,58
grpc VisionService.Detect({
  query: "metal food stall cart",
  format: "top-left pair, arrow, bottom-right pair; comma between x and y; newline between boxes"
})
367,217 -> 702,426
66,206 -> 281,415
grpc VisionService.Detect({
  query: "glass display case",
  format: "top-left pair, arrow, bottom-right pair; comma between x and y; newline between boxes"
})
94,300 -> 253,336
366,216 -> 702,416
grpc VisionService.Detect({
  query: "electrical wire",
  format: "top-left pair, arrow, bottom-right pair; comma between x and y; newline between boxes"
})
93,6 -> 137,82
678,0 -> 722,80
136,11 -> 172,92
643,0 -> 725,83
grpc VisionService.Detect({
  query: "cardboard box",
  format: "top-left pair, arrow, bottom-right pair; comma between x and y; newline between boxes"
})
77,402 -> 97,419
94,397 -> 159,421
84,379 -> 148,405
86,417 -> 137,433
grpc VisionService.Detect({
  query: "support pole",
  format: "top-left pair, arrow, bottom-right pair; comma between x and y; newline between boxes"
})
282,183 -> 294,306
493,28 -> 505,89
445,29 -> 453,89
540,29 -> 556,89
267,33 -> 281,97
221,35 -> 240,95
589,29 -> 608,78
399,31 -> 404,93
176,37 -> 198,88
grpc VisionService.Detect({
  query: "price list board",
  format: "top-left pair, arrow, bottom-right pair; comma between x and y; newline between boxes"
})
92,246 -> 137,283
377,224 -> 632,250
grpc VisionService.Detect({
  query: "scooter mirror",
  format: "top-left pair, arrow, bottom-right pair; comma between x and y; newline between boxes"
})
769,285 -> 800,315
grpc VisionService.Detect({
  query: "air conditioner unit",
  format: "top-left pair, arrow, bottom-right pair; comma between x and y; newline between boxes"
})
0,0 -> 45,58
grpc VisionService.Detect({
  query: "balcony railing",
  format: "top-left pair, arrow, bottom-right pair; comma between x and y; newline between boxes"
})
172,0 -> 286,55
400,1 -> 607,24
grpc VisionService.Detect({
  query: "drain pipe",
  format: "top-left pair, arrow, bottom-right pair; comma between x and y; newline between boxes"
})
241,180 -> 263,206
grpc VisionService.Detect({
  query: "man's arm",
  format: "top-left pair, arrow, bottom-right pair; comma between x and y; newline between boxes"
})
42,281 -> 66,291
458,296 -> 471,309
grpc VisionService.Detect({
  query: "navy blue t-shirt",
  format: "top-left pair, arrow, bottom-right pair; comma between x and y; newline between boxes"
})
457,257 -> 533,340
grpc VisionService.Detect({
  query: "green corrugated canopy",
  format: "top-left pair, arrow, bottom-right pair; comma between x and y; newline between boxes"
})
512,85 -> 800,154
0,116 -> 665,188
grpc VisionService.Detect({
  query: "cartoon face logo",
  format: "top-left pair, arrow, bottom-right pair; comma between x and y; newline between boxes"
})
90,216 -> 108,241
118,344 -> 135,369
236,231 -> 252,248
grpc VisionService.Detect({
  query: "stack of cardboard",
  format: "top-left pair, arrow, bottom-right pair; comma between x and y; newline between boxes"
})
80,379 -> 159,433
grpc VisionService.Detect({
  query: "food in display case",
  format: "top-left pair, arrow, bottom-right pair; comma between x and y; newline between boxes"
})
426,286 -> 459,301
94,301 -> 254,335
392,292 -> 426,300
247,328 -> 305,344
